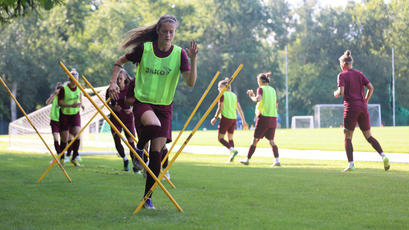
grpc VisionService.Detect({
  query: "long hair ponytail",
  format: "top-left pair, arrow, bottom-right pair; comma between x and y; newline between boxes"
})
120,14 -> 178,50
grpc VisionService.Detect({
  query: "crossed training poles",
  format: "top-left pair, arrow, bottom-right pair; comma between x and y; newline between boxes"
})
80,76 -> 176,187
58,61 -> 184,213
0,76 -> 72,182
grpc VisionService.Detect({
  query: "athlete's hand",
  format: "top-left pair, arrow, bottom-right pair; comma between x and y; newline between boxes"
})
114,104 -> 121,113
186,41 -> 198,60
243,122 -> 249,130
210,117 -> 217,126
333,90 -> 339,98
247,90 -> 255,97
109,83 -> 120,101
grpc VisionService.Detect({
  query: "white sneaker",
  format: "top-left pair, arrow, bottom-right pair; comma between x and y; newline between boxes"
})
240,159 -> 249,165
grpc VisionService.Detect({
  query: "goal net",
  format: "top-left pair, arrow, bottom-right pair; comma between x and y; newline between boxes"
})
8,85 -> 117,153
313,104 -> 382,128
291,116 -> 314,129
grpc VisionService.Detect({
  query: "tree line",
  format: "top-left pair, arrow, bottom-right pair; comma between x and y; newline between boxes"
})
0,0 -> 408,133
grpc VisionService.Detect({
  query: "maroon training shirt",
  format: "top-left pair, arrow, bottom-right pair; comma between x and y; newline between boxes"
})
125,40 -> 190,72
337,69 -> 370,108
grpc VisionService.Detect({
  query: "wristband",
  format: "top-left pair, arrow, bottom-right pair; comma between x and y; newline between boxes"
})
114,63 -> 122,68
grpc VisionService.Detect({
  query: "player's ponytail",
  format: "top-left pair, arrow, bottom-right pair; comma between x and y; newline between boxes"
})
339,49 -> 353,64
257,72 -> 271,84
218,78 -> 231,89
121,14 -> 178,50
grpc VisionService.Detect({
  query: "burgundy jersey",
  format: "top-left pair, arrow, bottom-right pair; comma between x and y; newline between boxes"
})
125,40 -> 190,72
337,69 -> 370,108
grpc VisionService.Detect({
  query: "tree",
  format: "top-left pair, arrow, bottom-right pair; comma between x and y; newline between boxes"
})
0,0 -> 63,24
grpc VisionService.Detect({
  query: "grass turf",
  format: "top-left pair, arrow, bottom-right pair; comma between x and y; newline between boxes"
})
1,152 -> 408,230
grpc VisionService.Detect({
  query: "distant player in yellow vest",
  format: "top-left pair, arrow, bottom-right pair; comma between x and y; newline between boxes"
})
108,14 -> 198,209
240,72 -> 281,167
211,78 -> 248,162
58,69 -> 82,167
46,82 -> 63,156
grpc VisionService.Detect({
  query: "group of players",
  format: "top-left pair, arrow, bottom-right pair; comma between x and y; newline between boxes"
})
47,14 -> 390,210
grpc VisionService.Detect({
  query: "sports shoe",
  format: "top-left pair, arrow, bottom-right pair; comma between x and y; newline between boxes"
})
162,170 -> 171,181
227,149 -> 239,162
271,162 -> 281,167
240,158 -> 249,165
143,198 -> 155,210
124,159 -> 129,171
383,157 -> 390,171
343,165 -> 356,172
76,155 -> 82,162
71,158 -> 80,167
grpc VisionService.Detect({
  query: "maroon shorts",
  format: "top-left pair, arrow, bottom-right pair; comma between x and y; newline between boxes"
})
343,105 -> 370,131
50,120 -> 61,133
133,100 -> 173,142
218,116 -> 236,134
60,112 -> 81,131
110,112 -> 135,136
254,115 -> 277,140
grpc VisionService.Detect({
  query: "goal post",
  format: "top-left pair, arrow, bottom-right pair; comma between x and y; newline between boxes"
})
291,116 -> 314,129
314,104 -> 382,128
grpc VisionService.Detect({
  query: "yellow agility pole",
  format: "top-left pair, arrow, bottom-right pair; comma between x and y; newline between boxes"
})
58,61 -> 183,213
134,64 -> 243,214
80,76 -> 175,188
161,71 -> 220,167
0,76 -> 72,183
37,98 -> 110,183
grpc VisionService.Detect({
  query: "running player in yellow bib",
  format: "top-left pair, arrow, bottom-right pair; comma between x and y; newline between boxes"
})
108,14 -> 198,210
211,78 -> 248,162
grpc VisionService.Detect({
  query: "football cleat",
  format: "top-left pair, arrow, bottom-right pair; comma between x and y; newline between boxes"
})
143,198 -> 155,210
343,165 -> 356,172
240,158 -> 249,165
383,157 -> 390,171
271,162 -> 281,167
71,158 -> 80,167
124,159 -> 129,171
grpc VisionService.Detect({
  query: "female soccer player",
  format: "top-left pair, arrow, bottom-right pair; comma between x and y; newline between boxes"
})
211,78 -> 248,162
105,69 -> 136,172
334,50 -> 390,172
240,72 -> 281,167
46,82 -> 63,155
108,14 -> 198,209
58,69 -> 82,167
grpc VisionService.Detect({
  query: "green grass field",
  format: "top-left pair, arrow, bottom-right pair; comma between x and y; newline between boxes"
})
1,151 -> 409,229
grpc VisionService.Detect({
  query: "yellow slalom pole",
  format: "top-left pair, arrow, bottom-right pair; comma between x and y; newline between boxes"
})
161,71 -> 220,166
59,61 -> 183,213
134,64 -> 243,214
37,99 -> 110,183
0,76 -> 72,183
81,76 -> 175,188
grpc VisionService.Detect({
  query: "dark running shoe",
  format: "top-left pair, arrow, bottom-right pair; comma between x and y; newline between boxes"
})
124,159 -> 129,171
143,198 -> 155,210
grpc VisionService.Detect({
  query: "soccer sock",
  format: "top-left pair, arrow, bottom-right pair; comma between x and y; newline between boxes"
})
247,145 -> 256,159
229,140 -> 234,148
144,151 -> 162,198
162,148 -> 169,169
53,141 -> 60,154
137,125 -> 161,150
113,134 -> 125,158
367,136 -> 384,155
345,138 -> 353,162
272,145 -> 279,158
128,141 -> 137,158
349,161 -> 354,167
218,138 -> 231,150
72,139 -> 80,160
59,142 -> 67,159
66,140 -> 73,157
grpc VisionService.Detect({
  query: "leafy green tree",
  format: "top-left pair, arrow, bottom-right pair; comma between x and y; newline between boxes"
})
0,0 -> 63,24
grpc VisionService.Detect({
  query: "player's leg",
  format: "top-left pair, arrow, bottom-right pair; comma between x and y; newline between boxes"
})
359,112 -> 390,171
266,118 -> 280,167
343,109 -> 358,172
226,120 -> 238,162
240,137 -> 260,165
70,125 -> 81,166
